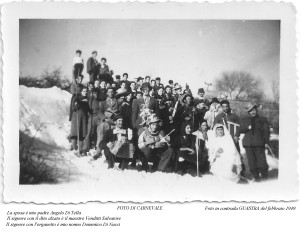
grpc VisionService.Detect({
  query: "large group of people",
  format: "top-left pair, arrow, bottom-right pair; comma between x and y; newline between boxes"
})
69,50 -> 271,184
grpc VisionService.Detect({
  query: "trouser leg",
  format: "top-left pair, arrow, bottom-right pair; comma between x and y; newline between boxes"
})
157,147 -> 174,172
71,138 -> 78,150
103,148 -> 114,169
130,129 -> 139,167
140,147 -> 153,172
78,140 -> 84,153
89,73 -> 94,83
84,117 -> 92,151
255,147 -> 269,180
244,147 -> 260,180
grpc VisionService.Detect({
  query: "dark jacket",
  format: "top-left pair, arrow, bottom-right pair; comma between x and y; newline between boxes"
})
131,97 -> 159,129
240,115 -> 269,147
98,98 -> 121,122
120,101 -> 133,129
99,128 -> 124,150
86,57 -> 98,74
178,104 -> 198,131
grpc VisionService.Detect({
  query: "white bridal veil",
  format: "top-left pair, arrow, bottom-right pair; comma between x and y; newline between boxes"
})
207,124 -> 242,182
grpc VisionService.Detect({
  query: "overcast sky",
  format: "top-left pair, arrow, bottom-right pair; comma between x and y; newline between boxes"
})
20,19 -> 280,96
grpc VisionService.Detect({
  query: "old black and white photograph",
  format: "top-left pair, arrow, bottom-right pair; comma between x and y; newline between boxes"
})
18,19 -> 280,187
1,2 -> 297,204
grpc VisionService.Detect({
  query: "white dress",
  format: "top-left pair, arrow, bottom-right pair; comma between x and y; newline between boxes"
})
207,124 -> 242,182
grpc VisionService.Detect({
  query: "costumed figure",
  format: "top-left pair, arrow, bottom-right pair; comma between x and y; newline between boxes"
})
138,114 -> 174,172
207,124 -> 243,183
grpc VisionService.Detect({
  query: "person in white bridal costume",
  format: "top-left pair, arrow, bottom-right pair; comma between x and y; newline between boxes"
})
207,123 -> 243,183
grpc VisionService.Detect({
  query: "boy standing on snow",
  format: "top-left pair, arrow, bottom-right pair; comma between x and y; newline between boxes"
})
73,50 -> 84,80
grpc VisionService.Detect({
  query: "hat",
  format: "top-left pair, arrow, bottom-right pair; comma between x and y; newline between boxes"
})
106,86 -> 115,92
115,90 -> 130,98
137,76 -> 144,81
105,108 -> 115,114
198,88 -> 205,94
210,97 -> 220,104
220,99 -> 230,106
115,75 -> 121,80
182,93 -> 194,103
245,102 -> 258,112
147,114 -> 161,125
113,113 -> 123,121
141,82 -> 152,90
194,98 -> 204,105
165,85 -> 172,90
174,85 -> 182,90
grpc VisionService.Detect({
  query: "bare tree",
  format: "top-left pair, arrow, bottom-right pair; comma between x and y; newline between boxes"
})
215,71 -> 264,101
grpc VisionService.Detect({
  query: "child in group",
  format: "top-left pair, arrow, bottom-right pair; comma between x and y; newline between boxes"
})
73,50 -> 84,80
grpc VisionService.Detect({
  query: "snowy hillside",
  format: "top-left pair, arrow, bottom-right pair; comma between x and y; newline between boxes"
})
19,85 -> 280,201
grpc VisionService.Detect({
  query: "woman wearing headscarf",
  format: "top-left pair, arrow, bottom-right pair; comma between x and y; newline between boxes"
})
207,123 -> 244,182
70,87 -> 91,155
173,122 -> 198,176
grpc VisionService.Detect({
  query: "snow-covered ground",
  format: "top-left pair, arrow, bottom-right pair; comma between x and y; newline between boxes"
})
19,85 -> 280,202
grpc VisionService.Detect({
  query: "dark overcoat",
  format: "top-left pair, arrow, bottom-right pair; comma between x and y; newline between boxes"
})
240,115 -> 269,147
70,96 -> 91,139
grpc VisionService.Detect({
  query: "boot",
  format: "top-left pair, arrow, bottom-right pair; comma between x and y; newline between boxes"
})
107,154 -> 115,169
71,139 -> 78,151
141,161 -> 149,172
260,171 -> 268,181
78,141 -> 84,156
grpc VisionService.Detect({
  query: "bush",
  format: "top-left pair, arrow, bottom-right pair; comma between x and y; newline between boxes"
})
19,128 -> 62,184
19,67 -> 71,91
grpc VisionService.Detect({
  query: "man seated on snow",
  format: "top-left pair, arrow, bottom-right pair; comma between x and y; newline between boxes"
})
138,114 -> 174,172
99,114 -> 133,170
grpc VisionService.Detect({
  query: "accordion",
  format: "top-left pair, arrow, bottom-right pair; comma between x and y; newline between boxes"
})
109,128 -> 134,159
